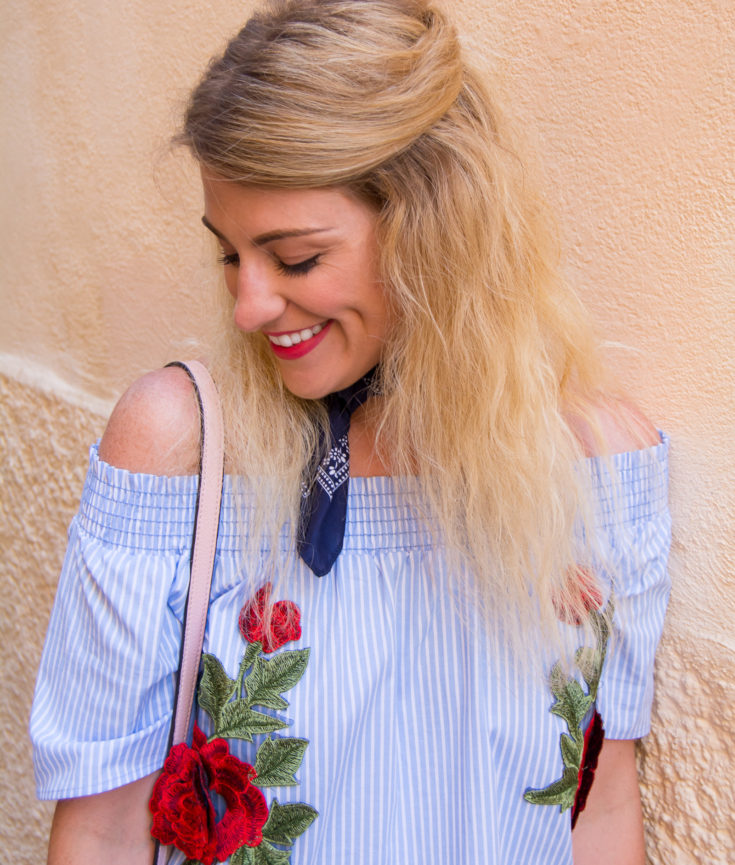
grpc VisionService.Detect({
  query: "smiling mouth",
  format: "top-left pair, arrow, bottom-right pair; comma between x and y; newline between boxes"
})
266,321 -> 328,347
265,320 -> 332,359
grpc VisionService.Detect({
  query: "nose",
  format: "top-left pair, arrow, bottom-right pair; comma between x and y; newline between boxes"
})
231,263 -> 288,332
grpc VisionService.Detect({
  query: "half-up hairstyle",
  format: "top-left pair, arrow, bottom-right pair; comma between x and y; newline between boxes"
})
179,0 -> 611,659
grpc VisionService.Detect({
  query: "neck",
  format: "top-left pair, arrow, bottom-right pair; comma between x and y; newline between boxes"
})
348,400 -> 391,477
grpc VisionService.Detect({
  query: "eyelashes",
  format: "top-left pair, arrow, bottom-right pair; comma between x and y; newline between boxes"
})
275,255 -> 320,277
217,251 -> 321,277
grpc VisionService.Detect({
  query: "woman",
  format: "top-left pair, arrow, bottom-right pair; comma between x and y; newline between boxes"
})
31,1 -> 670,863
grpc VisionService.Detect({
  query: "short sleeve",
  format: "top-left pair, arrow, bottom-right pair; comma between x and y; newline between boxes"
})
29,445 -> 199,799
589,434 -> 671,739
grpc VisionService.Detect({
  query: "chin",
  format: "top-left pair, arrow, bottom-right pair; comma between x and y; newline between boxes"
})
280,374 -> 337,401
279,368 -> 365,401
285,385 -> 331,401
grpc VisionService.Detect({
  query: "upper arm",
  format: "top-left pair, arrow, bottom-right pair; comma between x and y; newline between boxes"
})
41,367 -> 203,861
98,366 -> 201,476
566,396 -> 660,458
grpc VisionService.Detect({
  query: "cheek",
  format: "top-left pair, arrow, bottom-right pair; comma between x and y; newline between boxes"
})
364,282 -> 390,336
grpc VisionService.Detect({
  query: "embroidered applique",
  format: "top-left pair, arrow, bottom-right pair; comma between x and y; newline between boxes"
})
150,585 -> 317,864
523,606 -> 610,822
238,584 -> 302,654
150,724 -> 268,864
570,708 -> 604,827
552,566 -> 604,626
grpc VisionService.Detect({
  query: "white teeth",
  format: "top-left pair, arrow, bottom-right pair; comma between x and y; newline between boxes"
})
268,322 -> 325,347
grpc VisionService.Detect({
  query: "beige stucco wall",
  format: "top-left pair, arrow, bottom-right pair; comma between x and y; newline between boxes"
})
1,1 -> 732,862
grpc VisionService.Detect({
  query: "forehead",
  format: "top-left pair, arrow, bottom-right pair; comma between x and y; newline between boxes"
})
200,167 -> 377,235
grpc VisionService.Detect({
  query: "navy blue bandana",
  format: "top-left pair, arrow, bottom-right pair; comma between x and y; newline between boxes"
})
297,369 -> 377,576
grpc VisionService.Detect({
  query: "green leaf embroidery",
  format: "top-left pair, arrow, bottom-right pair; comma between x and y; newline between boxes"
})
523,767 -> 579,810
523,607 -> 611,813
580,609 -> 610,696
549,671 -> 593,729
253,841 -> 292,865
262,800 -> 319,846
198,654 -> 237,722
217,700 -> 289,741
239,641 -> 264,683
159,591 -> 316,864
245,649 -> 311,710
560,731 -> 582,769
231,846 -> 256,865
254,738 -> 309,788
252,692 -> 289,712
575,647 -> 600,693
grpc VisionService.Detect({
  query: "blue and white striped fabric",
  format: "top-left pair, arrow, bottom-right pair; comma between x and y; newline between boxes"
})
30,435 -> 671,864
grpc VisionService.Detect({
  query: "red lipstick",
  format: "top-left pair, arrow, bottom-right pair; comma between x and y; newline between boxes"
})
266,320 -> 332,360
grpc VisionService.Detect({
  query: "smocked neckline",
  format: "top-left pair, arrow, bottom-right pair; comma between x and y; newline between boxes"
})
80,434 -> 668,554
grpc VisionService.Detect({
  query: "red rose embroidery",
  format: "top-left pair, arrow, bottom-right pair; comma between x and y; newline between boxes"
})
238,582 -> 301,653
571,710 -> 605,828
150,724 -> 268,864
553,566 -> 604,626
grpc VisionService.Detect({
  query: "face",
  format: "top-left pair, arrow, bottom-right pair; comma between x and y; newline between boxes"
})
201,168 -> 389,400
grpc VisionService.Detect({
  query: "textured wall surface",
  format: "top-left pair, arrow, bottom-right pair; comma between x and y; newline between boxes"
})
0,369 -> 106,860
639,630 -> 735,858
1,0 -> 733,862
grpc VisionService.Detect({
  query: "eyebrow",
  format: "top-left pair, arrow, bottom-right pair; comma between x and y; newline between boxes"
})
201,215 -> 333,246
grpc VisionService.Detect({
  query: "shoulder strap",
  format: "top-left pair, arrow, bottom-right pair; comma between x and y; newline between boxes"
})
164,360 -> 225,747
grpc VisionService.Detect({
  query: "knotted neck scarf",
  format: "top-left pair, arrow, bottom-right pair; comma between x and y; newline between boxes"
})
297,368 -> 377,576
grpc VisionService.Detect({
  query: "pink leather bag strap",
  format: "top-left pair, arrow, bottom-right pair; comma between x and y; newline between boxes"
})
152,361 -> 224,864
152,361 -> 223,865
164,360 -> 224,746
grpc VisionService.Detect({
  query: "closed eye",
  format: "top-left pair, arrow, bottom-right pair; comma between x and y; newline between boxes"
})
274,254 -> 321,277
217,251 -> 320,277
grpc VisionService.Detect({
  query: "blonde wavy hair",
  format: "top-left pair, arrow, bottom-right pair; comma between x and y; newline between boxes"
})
179,0 -> 613,655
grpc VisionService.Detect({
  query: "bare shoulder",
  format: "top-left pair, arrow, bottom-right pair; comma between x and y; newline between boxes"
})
98,366 -> 201,476
567,395 -> 661,458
